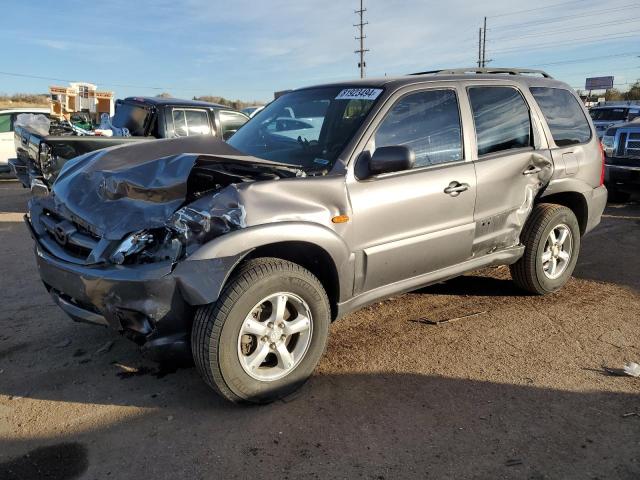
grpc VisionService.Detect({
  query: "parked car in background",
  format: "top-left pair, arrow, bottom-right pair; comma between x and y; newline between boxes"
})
241,105 -> 264,118
0,107 -> 49,173
602,118 -> 640,202
27,68 -> 606,404
11,97 -> 249,191
589,104 -> 640,139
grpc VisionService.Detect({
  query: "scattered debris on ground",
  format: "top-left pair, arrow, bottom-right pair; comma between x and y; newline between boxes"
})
623,362 -> 640,377
95,341 -> 115,355
603,362 -> 640,377
411,311 -> 487,326
53,338 -> 71,348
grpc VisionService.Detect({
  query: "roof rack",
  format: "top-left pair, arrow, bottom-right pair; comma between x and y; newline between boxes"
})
409,68 -> 553,78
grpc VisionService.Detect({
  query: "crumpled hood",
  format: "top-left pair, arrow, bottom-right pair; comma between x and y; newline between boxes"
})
51,136 -> 277,240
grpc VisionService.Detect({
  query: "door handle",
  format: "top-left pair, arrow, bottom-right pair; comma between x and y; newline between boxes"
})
444,181 -> 469,196
523,165 -> 542,175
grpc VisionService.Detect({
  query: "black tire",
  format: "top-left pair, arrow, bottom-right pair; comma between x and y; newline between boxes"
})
510,203 -> 581,295
191,258 -> 330,404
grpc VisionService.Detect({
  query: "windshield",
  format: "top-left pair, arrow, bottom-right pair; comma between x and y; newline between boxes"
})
112,102 -> 150,135
227,86 -> 382,172
589,108 -> 627,121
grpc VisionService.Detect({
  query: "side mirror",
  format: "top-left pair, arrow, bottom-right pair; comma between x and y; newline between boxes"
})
223,130 -> 237,140
369,145 -> 415,176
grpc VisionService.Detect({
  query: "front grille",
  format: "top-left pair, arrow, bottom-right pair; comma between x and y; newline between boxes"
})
41,209 -> 100,261
616,130 -> 640,158
617,133 -> 627,157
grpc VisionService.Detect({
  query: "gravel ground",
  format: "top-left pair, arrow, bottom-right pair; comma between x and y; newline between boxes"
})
0,180 -> 639,480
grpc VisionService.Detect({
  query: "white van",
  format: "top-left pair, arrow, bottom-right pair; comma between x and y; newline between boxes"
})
0,108 -> 49,173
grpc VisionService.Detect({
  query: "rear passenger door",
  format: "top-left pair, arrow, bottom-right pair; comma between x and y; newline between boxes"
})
465,85 -> 553,256
348,87 -> 477,293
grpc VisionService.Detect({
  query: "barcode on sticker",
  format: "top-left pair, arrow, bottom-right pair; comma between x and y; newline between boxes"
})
335,88 -> 383,100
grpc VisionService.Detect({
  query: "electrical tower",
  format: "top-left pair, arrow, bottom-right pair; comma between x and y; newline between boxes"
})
478,16 -> 490,68
354,0 -> 369,78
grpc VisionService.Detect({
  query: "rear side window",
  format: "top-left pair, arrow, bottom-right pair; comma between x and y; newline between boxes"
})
468,87 -> 531,156
219,111 -> 248,139
373,89 -> 463,167
530,87 -> 591,146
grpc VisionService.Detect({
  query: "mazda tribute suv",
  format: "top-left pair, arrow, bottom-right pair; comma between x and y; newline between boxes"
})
27,68 -> 607,403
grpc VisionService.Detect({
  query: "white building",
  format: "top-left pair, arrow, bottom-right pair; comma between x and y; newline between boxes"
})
49,82 -> 114,122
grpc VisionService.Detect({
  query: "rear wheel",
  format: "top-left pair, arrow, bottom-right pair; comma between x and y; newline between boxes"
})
192,258 -> 330,404
510,203 -> 581,295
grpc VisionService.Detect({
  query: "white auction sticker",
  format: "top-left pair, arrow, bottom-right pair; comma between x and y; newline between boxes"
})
335,88 -> 383,100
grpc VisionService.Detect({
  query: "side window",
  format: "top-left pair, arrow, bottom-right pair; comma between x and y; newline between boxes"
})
184,109 -> 211,136
530,87 -> 591,146
172,109 -> 188,137
468,87 -> 532,156
219,111 -> 249,140
0,114 -> 11,133
172,109 -> 211,137
373,89 -> 463,167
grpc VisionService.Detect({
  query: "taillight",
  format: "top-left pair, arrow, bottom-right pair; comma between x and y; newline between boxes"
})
598,141 -> 605,186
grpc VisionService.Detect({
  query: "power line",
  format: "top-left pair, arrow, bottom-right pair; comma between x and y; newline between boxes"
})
490,16 -> 640,42
354,0 -> 369,78
0,70 -> 190,91
488,0 -> 589,18
530,52 -> 640,67
491,31 -> 640,54
491,4 -> 639,31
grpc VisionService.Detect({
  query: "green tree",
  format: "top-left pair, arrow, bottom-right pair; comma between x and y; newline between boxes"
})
623,81 -> 640,101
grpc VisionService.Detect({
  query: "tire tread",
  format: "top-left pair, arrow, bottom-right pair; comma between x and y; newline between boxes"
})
510,203 -> 576,295
191,257 -> 328,403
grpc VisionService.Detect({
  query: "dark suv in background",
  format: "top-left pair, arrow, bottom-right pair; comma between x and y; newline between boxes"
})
12,96 -> 249,190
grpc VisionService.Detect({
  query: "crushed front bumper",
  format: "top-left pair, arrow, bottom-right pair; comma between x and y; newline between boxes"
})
27,214 -> 244,361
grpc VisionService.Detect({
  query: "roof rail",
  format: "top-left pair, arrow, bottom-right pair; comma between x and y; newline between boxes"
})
409,68 -> 553,78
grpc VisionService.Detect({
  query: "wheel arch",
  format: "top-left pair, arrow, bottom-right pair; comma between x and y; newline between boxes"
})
537,190 -> 589,235
186,222 -> 353,319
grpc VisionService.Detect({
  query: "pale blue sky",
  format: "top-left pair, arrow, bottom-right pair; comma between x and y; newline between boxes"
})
2,0 -> 639,101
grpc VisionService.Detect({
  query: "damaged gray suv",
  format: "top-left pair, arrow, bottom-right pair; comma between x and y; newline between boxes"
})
27,68 -> 607,403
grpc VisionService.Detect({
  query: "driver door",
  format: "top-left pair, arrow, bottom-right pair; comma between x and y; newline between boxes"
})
347,87 -> 477,293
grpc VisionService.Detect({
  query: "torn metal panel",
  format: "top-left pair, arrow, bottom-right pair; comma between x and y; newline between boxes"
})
50,136 -> 299,241
472,151 -> 554,256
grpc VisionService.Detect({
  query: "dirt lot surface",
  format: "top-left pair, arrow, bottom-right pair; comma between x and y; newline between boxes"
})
1,180 -> 639,479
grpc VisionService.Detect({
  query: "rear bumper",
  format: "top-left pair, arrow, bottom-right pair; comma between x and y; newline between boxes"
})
8,157 -> 45,190
585,185 -> 608,235
8,158 -> 29,186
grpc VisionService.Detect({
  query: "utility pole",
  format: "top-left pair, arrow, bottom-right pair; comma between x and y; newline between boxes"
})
478,27 -> 482,68
481,16 -> 487,67
354,0 -> 369,78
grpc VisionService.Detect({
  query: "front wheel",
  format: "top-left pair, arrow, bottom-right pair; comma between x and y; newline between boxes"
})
510,203 -> 581,295
192,258 -> 330,404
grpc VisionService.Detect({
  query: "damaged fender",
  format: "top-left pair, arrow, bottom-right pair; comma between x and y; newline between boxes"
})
186,221 -> 354,303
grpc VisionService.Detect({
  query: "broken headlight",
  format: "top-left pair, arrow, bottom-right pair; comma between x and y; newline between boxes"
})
110,230 -> 182,265
167,202 -> 244,255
